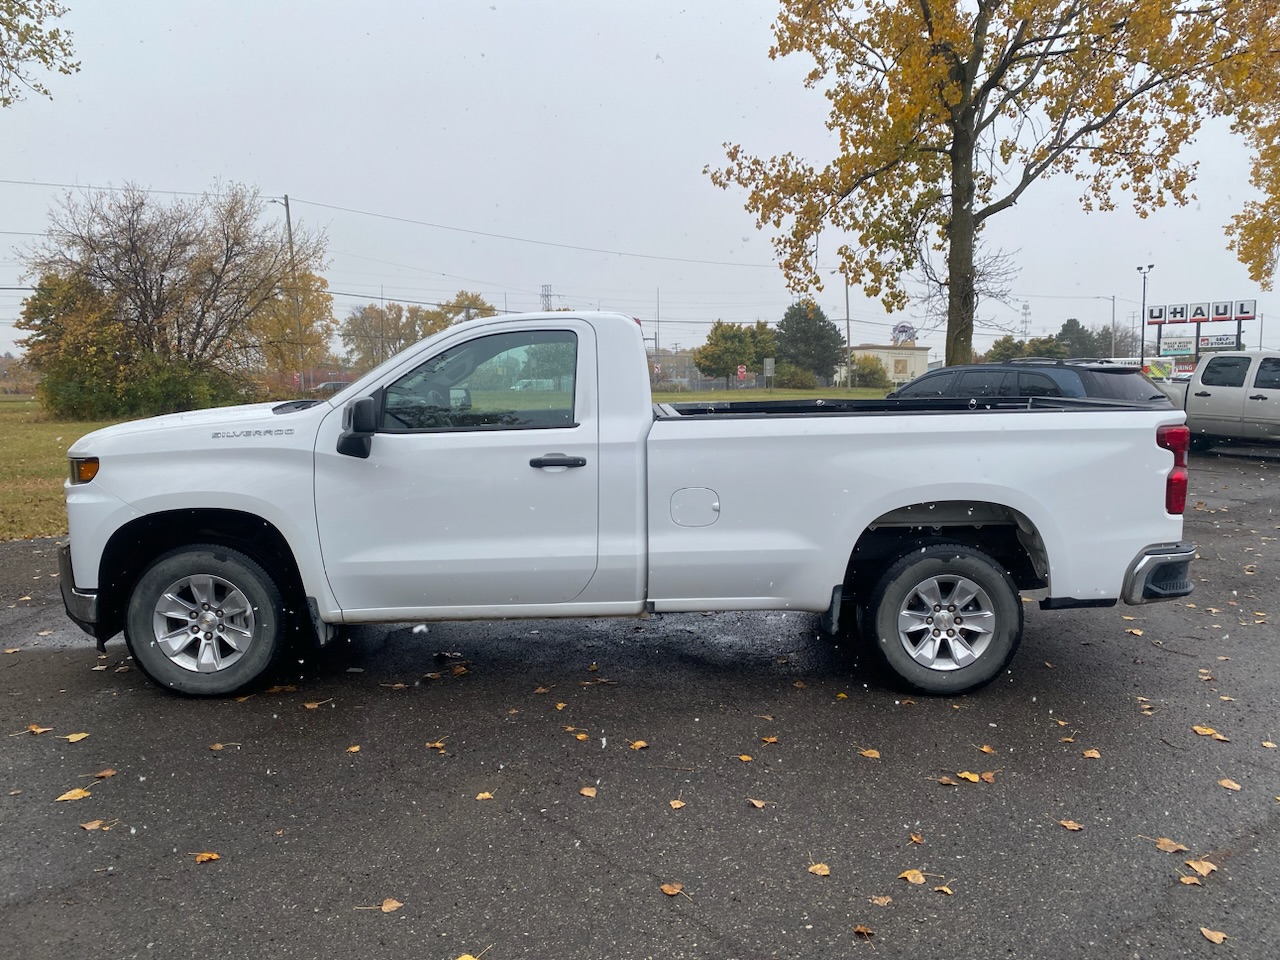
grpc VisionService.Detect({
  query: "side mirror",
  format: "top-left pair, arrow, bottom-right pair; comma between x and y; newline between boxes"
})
337,396 -> 377,459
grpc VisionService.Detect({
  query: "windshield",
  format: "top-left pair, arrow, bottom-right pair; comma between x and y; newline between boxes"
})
1079,369 -> 1170,403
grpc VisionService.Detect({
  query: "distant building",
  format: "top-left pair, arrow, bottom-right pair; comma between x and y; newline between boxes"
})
844,342 -> 931,385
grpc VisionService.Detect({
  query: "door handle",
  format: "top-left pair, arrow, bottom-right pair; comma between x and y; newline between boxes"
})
1250,394 -> 1268,401
530,454 -> 587,468
1193,391 -> 1211,397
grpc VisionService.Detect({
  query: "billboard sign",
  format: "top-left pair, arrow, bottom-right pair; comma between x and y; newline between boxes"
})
1160,336 -> 1194,356
1199,334 -> 1240,350
1148,298 -> 1257,325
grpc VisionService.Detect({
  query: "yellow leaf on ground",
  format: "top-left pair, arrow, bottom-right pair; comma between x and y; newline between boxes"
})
303,699 -> 332,710
934,885 -> 953,895
193,852 -> 220,863
747,798 -> 766,809
3,648 -> 19,654
858,748 -> 880,759
869,895 -> 892,906
80,820 -> 104,830
761,736 -> 779,745
475,792 -> 494,801
1218,778 -> 1241,791
425,740 -> 447,751
978,744 -> 995,754
1126,628 -> 1144,636
55,788 -> 90,801
909,833 -> 924,844
94,769 -> 116,779
836,692 -> 848,699
555,702 -> 566,711
27,724 -> 52,735
937,776 -> 959,786
58,733 -> 89,743
1060,736 -> 1075,743
346,745 -> 360,754
793,680 -> 807,689
957,771 -> 980,782
1211,733 -> 1230,742
1264,741 -> 1277,749
981,771 -> 997,784
1180,875 -> 1202,885
533,686 -> 550,694
263,685 -> 297,694
1154,837 -> 1189,853
629,740 -> 649,751
575,733 -> 588,741
450,664 -> 469,676
660,882 -> 683,896
380,898 -> 403,913
737,754 -> 753,762
898,869 -> 926,884
669,799 -> 686,809
1193,725 -> 1218,736
1082,749 -> 1101,760
808,862 -> 830,876
853,924 -> 875,939
1200,928 -> 1227,944
210,743 -> 224,751
579,786 -> 597,798
1058,820 -> 1084,831
1185,859 -> 1218,877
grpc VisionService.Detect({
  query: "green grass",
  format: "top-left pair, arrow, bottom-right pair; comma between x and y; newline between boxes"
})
653,386 -> 889,403
0,399 -> 117,541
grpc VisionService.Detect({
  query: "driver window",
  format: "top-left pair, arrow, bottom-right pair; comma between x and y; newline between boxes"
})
382,330 -> 577,432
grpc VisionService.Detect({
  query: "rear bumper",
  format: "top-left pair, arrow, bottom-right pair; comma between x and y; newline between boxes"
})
1122,541 -> 1197,604
58,542 -> 100,637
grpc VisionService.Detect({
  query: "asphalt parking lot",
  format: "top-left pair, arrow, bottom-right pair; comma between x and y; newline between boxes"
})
1,447 -> 1278,960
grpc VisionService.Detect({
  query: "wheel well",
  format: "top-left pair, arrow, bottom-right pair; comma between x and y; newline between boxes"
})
96,509 -> 307,642
844,501 -> 1048,604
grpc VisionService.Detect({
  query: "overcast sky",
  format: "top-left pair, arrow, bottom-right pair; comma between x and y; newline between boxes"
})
2,1 -> 1273,361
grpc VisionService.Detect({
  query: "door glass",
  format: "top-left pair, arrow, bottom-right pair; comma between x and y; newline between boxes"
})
897,371 -> 955,397
1201,356 -> 1250,387
382,330 -> 577,431
955,370 -> 1005,397
1253,358 -> 1280,390
1016,372 -> 1065,398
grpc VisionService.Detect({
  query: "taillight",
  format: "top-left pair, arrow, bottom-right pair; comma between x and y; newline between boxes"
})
1157,424 -> 1190,515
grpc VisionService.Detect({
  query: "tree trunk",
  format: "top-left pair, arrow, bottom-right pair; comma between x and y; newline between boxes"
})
946,125 -> 978,366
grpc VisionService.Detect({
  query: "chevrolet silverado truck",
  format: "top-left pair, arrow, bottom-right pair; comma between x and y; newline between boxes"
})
1153,350 -> 1280,450
60,312 -> 1196,697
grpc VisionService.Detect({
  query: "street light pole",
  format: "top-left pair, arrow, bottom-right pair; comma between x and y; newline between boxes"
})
1137,264 -> 1154,369
272,194 -> 302,391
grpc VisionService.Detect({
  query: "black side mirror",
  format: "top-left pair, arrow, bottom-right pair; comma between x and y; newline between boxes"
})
337,396 -> 377,459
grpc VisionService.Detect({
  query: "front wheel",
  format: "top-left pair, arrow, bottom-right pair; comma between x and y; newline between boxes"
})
124,545 -> 286,696
867,543 -> 1023,695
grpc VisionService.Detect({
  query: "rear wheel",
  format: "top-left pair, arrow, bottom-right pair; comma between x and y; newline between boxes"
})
124,544 -> 286,696
867,543 -> 1022,695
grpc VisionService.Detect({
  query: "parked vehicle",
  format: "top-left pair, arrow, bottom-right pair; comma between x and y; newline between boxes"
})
1153,351 -> 1280,450
888,358 -> 1171,403
59,312 -> 1195,698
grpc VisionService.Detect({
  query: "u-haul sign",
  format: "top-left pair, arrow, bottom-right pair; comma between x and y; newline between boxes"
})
1148,299 -> 1255,324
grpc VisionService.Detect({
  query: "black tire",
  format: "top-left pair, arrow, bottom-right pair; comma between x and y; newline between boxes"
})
1188,434 -> 1217,453
124,544 -> 286,696
867,543 -> 1023,695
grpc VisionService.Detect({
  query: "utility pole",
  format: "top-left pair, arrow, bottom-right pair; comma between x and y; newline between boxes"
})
541,284 -> 552,311
656,288 -> 661,358
1137,264 -> 1154,369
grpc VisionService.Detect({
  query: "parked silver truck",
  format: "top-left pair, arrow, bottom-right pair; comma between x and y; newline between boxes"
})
1154,351 -> 1280,449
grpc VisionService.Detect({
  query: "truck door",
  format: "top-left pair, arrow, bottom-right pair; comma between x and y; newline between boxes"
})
1243,357 -> 1280,441
314,324 -> 599,613
1192,355 -> 1251,439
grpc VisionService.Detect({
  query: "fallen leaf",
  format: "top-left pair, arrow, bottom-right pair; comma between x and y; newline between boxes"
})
858,748 -> 880,760
1219,778 -> 1241,791
450,664 -> 469,677
193,852 -> 220,863
660,882 -> 683,896
869,895 -> 892,906
555,702 -> 566,711
533,686 -> 550,694
980,771 -> 997,784
898,869 -> 926,885
1211,733 -> 1230,742
379,898 -> 403,913
1058,820 -> 1084,831
936,776 -> 959,786
575,733 -> 588,741
424,739 -> 447,752
747,798 -> 767,809
957,771 -> 980,783
808,862 -> 830,876
93,769 -> 116,779
1180,875 -> 1202,886
1060,736 -> 1076,743
1154,837 -> 1189,853
55,788 -> 90,801
909,833 -> 924,844
737,754 -> 753,762
1082,749 -> 1101,760
1264,741 -> 1277,749
303,699 -> 333,710
761,736 -> 779,745
1185,859 -> 1218,877
853,924 -> 875,939
756,714 -> 774,721
3,648 -> 18,655
1192,725 -> 1218,736
475,791 -> 494,801
80,820 -> 104,831
977,744 -> 996,754
629,740 -> 649,751
346,745 -> 360,754
836,692 -> 848,700
579,786 -> 597,798
379,682 -> 408,690
793,680 -> 807,689
263,685 -> 297,694
1126,628 -> 1144,636
27,724 -> 52,735
1219,696 -> 1235,702
210,743 -> 224,751
1200,928 -> 1227,944
58,732 -> 90,743
669,799 -> 686,810
934,885 -> 953,895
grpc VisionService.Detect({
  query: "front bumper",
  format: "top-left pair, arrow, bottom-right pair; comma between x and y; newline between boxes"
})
1122,541 -> 1197,604
58,542 -> 100,637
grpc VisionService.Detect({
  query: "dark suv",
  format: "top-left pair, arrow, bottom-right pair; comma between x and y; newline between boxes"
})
887,358 -> 1171,404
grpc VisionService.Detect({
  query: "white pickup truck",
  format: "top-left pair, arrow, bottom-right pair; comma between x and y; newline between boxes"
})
1154,350 -> 1280,450
60,312 -> 1196,697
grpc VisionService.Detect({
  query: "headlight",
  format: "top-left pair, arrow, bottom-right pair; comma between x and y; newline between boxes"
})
68,457 -> 100,484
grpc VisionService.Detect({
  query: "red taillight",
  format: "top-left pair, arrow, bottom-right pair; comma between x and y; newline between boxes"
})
1157,424 -> 1190,515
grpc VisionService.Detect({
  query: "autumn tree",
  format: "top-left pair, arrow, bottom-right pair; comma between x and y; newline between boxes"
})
850,354 -> 891,389
776,300 -> 845,382
692,320 -> 760,386
1,1 -> 78,108
243,270 -> 337,389
708,2 -> 1280,365
340,291 -> 497,373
